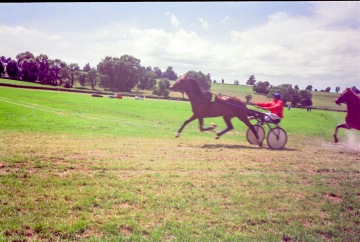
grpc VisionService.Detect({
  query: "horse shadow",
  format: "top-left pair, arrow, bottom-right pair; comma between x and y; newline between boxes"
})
201,143 -> 297,151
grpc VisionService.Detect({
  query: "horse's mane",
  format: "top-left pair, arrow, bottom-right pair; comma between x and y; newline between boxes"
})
341,88 -> 360,108
187,77 -> 244,104
353,91 -> 360,106
187,77 -> 214,101
345,88 -> 360,104
187,78 -> 212,94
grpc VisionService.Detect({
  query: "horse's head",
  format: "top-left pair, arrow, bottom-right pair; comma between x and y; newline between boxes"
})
335,88 -> 351,105
170,74 -> 190,93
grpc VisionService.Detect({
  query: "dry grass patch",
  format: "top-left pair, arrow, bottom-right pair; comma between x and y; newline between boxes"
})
0,131 -> 359,241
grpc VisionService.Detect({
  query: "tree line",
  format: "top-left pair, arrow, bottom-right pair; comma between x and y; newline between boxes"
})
1,51 -> 357,103
245,75 -> 313,107
245,75 -> 359,107
0,51 -> 213,98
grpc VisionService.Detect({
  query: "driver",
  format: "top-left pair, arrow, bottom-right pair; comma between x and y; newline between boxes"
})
256,93 -> 284,122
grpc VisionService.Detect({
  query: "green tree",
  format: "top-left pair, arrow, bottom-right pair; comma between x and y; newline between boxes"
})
186,70 -> 212,90
335,86 -> 340,93
0,60 -> 4,76
87,68 -> 98,90
6,60 -> 20,79
68,63 -> 80,88
97,57 -> 114,88
268,84 -> 297,105
298,90 -> 312,100
291,94 -> 301,107
253,81 -> 270,95
79,72 -> 87,87
98,74 -> 110,90
16,51 -> 34,64
138,67 -> 157,90
0,56 -> 11,64
153,67 -> 162,78
36,54 -> 49,84
83,63 -> 91,72
152,78 -> 171,98
246,75 -> 256,86
45,59 -> 61,86
16,51 -> 38,82
120,54 -> 143,91
99,75 -> 111,90
245,94 -> 252,102
162,66 -> 177,80
20,58 -> 38,82
97,55 -> 144,92
305,85 -> 313,91
57,60 -> 69,86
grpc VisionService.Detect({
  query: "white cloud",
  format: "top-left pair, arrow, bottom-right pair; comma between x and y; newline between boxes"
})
221,16 -> 233,25
311,1 -> 360,28
198,17 -> 209,31
0,24 -> 65,59
165,11 -> 180,28
225,6 -> 360,89
116,28 -> 214,73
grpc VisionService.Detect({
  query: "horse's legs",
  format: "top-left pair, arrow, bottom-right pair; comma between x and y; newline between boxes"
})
334,123 -> 349,143
199,118 -> 217,132
175,115 -> 197,138
215,116 -> 234,139
238,114 -> 263,147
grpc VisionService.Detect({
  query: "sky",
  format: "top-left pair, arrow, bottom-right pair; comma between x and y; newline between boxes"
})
0,2 -> 359,92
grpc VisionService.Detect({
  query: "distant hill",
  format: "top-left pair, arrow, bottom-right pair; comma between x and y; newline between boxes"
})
209,83 -> 346,112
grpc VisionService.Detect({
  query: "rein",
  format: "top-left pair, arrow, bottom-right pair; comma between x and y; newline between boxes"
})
219,98 -> 247,109
219,98 -> 272,119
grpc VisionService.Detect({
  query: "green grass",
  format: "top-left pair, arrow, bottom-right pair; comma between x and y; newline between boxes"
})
209,83 -> 269,103
0,78 -> 47,87
0,90 -> 189,142
310,91 -> 346,111
0,87 -> 346,142
0,86 -> 359,241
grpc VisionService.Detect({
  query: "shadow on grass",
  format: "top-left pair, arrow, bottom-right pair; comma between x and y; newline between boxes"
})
201,143 -> 298,151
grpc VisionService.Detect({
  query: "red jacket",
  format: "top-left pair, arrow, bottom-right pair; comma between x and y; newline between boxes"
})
257,99 -> 284,118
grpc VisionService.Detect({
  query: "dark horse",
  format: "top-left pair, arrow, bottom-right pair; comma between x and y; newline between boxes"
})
170,74 -> 263,147
333,88 -> 360,143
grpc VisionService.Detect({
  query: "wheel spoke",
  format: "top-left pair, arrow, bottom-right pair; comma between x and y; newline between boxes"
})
267,127 -> 287,149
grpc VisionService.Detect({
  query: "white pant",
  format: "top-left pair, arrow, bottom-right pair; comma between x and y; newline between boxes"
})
263,113 -> 281,122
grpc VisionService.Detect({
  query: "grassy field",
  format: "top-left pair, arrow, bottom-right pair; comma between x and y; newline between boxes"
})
0,86 -> 359,241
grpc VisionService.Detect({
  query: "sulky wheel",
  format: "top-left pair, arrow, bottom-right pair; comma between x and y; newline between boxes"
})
246,124 -> 265,145
266,127 -> 287,150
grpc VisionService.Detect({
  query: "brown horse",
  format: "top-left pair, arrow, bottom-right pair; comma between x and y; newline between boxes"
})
334,88 -> 360,143
170,74 -> 263,147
